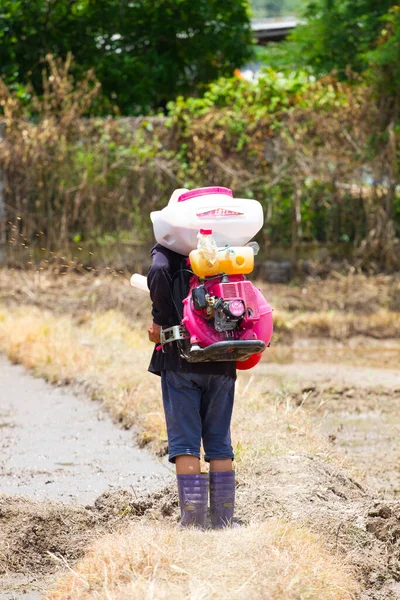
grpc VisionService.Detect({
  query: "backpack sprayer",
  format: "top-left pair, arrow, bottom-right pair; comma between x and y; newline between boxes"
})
131,187 -> 273,370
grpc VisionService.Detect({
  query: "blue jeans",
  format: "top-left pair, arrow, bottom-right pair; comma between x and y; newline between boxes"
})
161,371 -> 235,463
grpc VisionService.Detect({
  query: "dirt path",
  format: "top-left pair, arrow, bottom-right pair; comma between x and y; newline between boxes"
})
0,355 -> 173,504
258,359 -> 400,497
0,355 -> 174,599
259,360 -> 400,390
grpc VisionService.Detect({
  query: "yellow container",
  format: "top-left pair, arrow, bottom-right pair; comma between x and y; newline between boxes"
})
189,246 -> 254,278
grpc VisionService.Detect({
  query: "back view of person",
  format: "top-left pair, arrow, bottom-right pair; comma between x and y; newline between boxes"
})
147,243 -> 236,529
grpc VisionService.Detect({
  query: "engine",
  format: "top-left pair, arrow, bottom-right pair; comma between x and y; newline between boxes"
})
178,274 -> 273,370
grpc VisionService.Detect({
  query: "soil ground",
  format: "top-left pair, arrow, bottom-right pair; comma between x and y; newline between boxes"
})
257,345 -> 400,497
242,352 -> 400,599
0,271 -> 399,599
0,356 -> 173,599
1,349 -> 400,599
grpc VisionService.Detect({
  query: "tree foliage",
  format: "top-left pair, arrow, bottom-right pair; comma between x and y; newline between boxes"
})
0,0 -> 253,114
287,0 -> 396,77
2,0 -> 400,270
4,61 -> 399,271
366,6 -> 400,103
251,0 -> 304,18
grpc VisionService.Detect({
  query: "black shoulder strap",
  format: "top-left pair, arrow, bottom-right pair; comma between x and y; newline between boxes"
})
171,258 -> 192,322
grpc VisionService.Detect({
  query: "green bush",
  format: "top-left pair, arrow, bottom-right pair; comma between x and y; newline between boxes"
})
1,58 -> 399,270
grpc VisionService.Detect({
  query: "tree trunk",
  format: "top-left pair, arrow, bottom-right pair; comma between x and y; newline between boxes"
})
291,185 -> 302,263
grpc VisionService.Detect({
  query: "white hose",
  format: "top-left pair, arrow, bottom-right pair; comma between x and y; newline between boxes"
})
130,273 -> 149,294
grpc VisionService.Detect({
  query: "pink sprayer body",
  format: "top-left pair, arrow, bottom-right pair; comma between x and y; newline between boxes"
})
182,275 -> 273,369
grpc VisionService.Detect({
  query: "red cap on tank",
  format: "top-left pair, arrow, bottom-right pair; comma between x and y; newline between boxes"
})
199,229 -> 212,235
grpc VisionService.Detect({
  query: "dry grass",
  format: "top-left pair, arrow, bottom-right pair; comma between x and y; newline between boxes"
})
47,521 -> 359,600
0,304 -> 338,463
233,377 -> 336,465
0,302 -> 372,599
287,309 -> 400,340
0,268 -> 150,322
266,272 -> 400,314
264,341 -> 400,369
1,269 -> 400,344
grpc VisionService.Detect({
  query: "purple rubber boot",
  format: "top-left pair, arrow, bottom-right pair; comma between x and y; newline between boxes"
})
177,474 -> 209,529
210,470 -> 235,529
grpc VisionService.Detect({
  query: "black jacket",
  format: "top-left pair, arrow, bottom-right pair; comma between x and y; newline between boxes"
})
147,244 -> 236,378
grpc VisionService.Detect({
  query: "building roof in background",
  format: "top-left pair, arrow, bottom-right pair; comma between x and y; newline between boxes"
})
251,17 -> 298,42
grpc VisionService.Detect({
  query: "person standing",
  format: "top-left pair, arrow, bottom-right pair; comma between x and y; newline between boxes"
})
147,242 -> 236,529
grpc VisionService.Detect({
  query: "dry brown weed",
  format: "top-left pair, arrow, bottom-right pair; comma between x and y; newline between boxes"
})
47,520 -> 359,600
1,304 -> 398,598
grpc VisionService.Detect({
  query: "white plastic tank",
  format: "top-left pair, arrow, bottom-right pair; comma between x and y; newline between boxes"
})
151,187 -> 264,255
